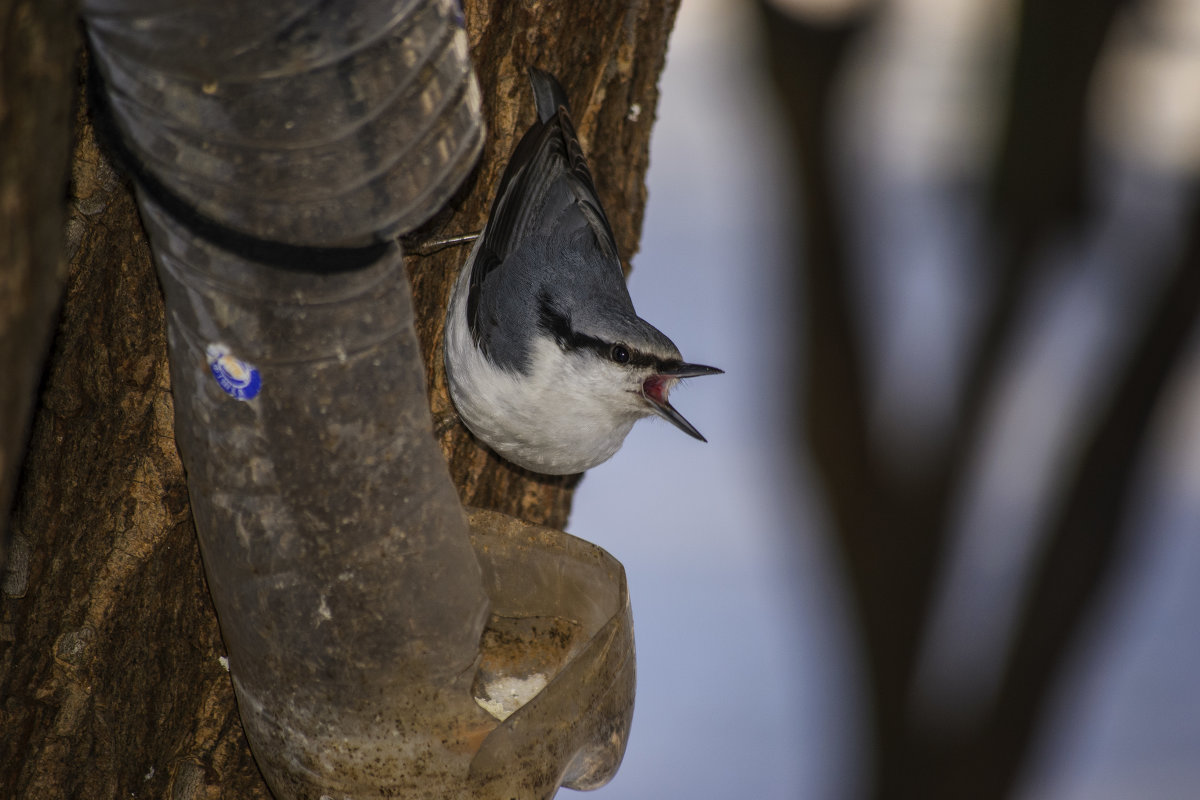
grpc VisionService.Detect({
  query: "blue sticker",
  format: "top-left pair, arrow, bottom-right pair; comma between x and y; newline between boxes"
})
206,344 -> 261,401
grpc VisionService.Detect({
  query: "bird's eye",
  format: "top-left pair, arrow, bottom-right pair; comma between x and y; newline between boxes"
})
610,343 -> 630,364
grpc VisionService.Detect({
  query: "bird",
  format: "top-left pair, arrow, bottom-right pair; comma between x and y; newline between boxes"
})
443,67 -> 722,475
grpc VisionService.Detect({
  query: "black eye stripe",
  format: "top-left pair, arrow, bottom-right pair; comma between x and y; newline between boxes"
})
536,293 -> 662,369
614,346 -> 660,369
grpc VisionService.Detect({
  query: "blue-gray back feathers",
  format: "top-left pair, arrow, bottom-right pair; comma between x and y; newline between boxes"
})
467,68 -> 676,373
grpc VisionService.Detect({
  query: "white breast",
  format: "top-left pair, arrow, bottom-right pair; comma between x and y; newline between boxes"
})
443,260 -> 640,475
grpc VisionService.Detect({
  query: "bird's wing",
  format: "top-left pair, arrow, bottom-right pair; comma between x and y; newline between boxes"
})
468,70 -> 620,341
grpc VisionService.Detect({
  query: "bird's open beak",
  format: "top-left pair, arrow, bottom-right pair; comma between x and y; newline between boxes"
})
641,362 -> 723,442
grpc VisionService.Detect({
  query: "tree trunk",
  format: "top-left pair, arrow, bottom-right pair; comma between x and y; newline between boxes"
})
0,2 -> 680,796
0,0 -> 77,566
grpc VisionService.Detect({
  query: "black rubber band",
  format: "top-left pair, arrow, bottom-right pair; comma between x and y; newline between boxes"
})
85,49 -> 393,274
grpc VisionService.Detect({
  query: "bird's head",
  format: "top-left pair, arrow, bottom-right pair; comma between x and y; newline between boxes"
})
538,297 -> 722,441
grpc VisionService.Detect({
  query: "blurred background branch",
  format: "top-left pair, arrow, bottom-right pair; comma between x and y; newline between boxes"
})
760,0 -> 1200,797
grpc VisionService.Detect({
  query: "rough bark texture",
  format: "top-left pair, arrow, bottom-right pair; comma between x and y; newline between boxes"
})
0,1 -> 680,796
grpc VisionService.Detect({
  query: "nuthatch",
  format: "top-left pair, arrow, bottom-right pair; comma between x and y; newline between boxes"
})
444,68 -> 721,475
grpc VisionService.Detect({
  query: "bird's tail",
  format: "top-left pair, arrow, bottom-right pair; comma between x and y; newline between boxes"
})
528,67 -> 571,123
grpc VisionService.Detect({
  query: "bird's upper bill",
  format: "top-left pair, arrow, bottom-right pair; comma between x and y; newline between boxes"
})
641,362 -> 723,442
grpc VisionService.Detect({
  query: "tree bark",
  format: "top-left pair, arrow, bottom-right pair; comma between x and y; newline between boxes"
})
0,1 -> 680,796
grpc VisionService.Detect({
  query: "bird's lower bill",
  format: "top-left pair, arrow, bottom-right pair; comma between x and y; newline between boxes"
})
642,375 -> 674,408
640,376 -> 707,442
